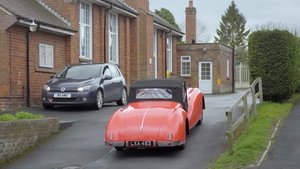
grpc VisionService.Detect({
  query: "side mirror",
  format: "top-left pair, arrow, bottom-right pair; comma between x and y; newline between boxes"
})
103,75 -> 112,81
49,75 -> 54,79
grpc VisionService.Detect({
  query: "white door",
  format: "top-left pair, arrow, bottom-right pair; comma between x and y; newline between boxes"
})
199,62 -> 213,94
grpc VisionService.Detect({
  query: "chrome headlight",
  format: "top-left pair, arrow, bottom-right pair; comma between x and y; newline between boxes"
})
77,85 -> 92,92
43,85 -> 50,91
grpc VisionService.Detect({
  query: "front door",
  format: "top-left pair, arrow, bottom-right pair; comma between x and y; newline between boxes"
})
199,62 -> 213,94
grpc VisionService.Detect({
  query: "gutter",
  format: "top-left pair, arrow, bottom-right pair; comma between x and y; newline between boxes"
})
95,0 -> 138,18
18,19 -> 75,36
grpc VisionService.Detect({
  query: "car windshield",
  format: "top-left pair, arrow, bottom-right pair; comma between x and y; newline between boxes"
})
136,88 -> 173,99
56,65 -> 102,79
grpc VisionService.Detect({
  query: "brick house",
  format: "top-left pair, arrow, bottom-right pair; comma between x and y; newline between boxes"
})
0,0 -> 183,110
176,0 -> 234,94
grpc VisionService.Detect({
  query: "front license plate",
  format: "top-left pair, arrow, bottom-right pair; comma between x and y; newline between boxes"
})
127,141 -> 155,147
54,93 -> 71,98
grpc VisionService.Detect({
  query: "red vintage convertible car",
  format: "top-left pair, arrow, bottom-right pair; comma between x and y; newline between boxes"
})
105,78 -> 205,151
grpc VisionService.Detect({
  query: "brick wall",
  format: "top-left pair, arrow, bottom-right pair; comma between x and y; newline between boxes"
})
177,43 -> 233,93
0,118 -> 59,163
1,26 -> 69,108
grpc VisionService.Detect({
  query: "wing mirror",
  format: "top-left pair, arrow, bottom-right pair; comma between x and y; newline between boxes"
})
49,75 -> 54,79
103,75 -> 112,81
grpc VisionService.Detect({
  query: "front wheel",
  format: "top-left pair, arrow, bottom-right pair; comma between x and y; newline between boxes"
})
43,104 -> 54,110
196,115 -> 203,126
94,90 -> 103,110
117,88 -> 127,106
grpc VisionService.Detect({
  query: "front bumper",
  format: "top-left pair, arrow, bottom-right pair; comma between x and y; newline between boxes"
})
42,91 -> 95,105
105,140 -> 185,148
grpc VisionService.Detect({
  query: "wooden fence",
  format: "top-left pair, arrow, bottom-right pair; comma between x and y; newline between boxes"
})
226,77 -> 263,155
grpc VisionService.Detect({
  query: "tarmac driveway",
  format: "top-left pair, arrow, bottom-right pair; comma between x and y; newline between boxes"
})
2,90 -> 246,169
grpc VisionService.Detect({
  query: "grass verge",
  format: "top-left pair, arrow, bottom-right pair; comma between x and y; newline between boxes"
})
210,94 -> 300,169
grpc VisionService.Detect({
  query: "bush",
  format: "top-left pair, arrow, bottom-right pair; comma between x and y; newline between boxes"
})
0,114 -> 17,121
0,112 -> 44,121
15,111 -> 44,119
296,38 -> 300,92
248,30 -> 297,102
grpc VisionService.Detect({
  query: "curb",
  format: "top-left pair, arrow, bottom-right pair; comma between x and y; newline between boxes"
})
59,121 -> 75,131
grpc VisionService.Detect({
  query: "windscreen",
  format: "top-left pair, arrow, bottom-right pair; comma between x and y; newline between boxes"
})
56,65 -> 102,79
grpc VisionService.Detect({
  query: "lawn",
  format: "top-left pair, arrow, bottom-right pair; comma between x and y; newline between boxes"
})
210,94 -> 300,169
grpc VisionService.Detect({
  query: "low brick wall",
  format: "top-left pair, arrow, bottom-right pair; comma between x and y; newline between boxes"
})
0,118 -> 59,163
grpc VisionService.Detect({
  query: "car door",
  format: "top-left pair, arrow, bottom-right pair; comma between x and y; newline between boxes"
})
109,65 -> 123,101
102,66 -> 114,102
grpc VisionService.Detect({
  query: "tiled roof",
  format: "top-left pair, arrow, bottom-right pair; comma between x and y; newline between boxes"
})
150,11 -> 183,35
0,0 -> 73,31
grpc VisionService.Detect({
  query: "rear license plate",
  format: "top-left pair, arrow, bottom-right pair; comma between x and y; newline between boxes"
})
54,93 -> 71,98
127,141 -> 155,147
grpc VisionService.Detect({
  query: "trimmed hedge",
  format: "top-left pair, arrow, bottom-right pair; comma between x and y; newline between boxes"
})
296,38 -> 300,92
248,30 -> 297,102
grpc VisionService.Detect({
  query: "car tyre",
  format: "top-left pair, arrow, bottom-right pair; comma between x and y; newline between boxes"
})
94,90 -> 103,110
117,88 -> 127,106
43,104 -> 54,110
196,115 -> 203,126
114,146 -> 124,151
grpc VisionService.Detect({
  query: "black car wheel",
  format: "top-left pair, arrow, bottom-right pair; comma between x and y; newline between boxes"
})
115,146 -> 124,151
117,88 -> 127,106
196,115 -> 203,126
43,104 -> 54,110
94,90 -> 103,110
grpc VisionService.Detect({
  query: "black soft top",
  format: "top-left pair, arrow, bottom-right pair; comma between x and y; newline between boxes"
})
129,78 -> 188,111
131,78 -> 185,89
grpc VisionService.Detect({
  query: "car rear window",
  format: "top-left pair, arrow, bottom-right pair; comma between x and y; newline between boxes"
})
136,88 -> 172,99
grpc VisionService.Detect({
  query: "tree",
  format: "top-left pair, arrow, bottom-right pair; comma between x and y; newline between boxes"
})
155,8 -> 180,30
215,1 -> 249,48
179,20 -> 212,43
214,1 -> 250,64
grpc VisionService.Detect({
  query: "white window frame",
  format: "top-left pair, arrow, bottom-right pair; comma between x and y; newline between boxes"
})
166,34 -> 173,72
79,1 -> 92,60
39,43 -> 53,68
153,29 -> 158,78
108,12 -> 119,64
181,56 -> 191,76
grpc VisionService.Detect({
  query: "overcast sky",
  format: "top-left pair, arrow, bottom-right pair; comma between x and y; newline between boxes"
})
150,0 -> 300,42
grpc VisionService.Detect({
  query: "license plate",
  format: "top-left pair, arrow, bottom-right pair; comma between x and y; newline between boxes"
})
127,141 -> 155,147
54,93 -> 71,98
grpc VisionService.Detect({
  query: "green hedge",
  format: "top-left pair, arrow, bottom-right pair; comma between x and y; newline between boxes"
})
248,30 -> 297,102
296,38 -> 300,92
0,111 -> 44,121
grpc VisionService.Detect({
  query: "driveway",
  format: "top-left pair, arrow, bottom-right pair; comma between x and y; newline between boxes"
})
2,90 -> 246,169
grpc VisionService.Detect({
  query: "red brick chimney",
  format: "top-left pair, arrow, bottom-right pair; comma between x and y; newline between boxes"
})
185,0 -> 196,43
124,0 -> 149,12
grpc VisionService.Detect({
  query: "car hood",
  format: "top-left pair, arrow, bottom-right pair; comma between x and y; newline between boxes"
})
48,78 -> 96,88
121,101 -> 181,140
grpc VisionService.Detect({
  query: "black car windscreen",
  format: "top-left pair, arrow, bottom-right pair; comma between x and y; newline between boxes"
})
57,65 -> 102,79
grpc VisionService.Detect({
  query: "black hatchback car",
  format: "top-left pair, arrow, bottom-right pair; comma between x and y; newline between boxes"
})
41,63 -> 127,110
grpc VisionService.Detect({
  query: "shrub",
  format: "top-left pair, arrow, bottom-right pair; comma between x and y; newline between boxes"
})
248,30 -> 297,102
0,112 -> 44,121
0,114 -> 17,121
15,111 -> 44,119
296,38 -> 300,92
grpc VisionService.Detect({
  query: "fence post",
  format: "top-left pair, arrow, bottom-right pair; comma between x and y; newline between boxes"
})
258,77 -> 263,104
251,85 -> 257,115
243,95 -> 249,131
226,111 -> 234,155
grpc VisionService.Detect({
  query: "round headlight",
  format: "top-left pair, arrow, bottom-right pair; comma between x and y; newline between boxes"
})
77,87 -> 84,92
43,85 -> 50,91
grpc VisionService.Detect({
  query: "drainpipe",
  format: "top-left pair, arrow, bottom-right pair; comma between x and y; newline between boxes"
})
165,29 -> 172,78
232,45 -> 235,93
26,30 -> 30,107
104,4 -> 113,63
